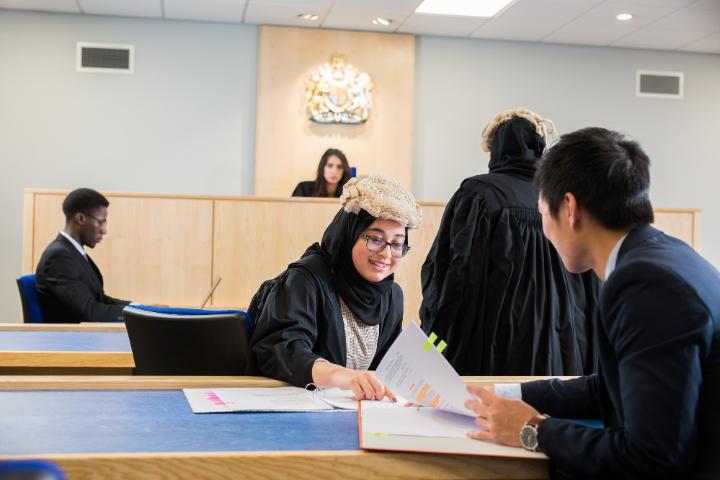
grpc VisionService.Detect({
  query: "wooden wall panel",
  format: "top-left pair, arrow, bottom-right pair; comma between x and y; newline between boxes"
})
254,26 -> 415,196
213,198 -> 341,308
30,192 -> 213,306
23,190 -> 701,323
653,209 -> 701,251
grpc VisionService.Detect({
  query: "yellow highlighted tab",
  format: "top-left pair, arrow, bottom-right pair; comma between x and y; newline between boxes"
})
436,340 -> 447,354
380,433 -> 390,438
368,432 -> 377,437
423,332 -> 438,351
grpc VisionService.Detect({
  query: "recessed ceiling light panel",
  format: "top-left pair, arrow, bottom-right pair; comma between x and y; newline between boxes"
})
372,17 -> 392,26
297,13 -> 319,21
415,0 -> 514,17
616,13 -> 633,21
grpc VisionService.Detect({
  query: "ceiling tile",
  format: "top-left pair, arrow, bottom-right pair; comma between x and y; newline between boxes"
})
470,0 -> 603,42
543,22 -> 636,45
650,7 -> 720,31
0,0 -> 80,13
573,2 -> 677,27
244,1 -> 331,26
396,13 -> 489,37
688,0 -> 720,10
322,5 -> 416,32
608,0 -> 695,7
164,0 -> 246,23
78,0 -> 162,18
332,0 -> 423,13
612,26 -> 710,49
677,31 -> 720,52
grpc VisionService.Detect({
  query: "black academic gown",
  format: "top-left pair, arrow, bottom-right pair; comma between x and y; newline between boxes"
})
247,248 -> 403,387
420,174 -> 600,376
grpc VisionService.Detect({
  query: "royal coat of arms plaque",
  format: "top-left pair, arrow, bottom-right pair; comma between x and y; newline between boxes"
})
305,55 -> 373,124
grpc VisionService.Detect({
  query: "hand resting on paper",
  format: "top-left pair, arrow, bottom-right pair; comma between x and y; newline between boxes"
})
464,385 -> 539,447
312,361 -> 397,402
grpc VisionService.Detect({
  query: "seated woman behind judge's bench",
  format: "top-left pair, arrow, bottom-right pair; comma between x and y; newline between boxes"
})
249,175 -> 422,400
292,148 -> 352,198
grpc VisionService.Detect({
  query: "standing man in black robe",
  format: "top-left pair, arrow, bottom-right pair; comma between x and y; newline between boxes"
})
420,109 -> 600,375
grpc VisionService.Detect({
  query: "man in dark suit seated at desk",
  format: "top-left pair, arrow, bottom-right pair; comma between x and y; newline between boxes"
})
36,188 -> 131,323
464,127 -> 719,479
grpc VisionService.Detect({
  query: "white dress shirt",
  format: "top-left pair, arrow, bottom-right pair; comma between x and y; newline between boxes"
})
59,231 -> 87,259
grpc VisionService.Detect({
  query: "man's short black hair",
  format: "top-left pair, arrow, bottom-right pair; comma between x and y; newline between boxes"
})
535,127 -> 654,230
62,188 -> 110,222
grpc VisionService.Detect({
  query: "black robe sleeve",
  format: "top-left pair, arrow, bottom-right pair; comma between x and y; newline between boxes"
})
249,268 -> 325,387
420,180 -> 600,376
420,188 -> 493,374
292,181 -> 314,197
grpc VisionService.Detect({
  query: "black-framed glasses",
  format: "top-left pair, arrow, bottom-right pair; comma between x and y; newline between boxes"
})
363,235 -> 410,258
82,212 -> 107,227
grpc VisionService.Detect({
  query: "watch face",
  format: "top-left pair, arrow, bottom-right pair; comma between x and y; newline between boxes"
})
520,425 -> 539,451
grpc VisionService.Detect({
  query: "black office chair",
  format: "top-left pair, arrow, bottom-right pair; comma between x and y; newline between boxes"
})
123,306 -> 251,375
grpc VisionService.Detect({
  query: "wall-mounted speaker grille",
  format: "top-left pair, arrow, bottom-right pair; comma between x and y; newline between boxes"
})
636,70 -> 683,99
77,42 -> 134,74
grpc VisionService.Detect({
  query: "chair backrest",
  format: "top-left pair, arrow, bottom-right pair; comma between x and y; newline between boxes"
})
0,460 -> 66,479
16,274 -> 44,323
123,306 -> 251,375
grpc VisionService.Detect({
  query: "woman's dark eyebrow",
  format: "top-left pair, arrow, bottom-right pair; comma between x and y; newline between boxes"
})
365,227 -> 406,239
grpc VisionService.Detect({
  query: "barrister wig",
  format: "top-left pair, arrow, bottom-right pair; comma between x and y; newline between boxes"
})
340,174 -> 422,230
480,108 -> 558,153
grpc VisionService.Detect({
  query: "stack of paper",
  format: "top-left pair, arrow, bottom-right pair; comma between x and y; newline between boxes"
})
363,323 -> 547,459
183,386 -> 360,413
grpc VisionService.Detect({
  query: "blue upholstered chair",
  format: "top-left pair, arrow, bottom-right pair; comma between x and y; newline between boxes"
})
0,459 -> 66,479
16,274 -> 44,323
123,306 -> 253,375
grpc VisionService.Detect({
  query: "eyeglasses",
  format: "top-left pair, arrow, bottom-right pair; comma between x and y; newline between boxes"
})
364,235 -> 410,258
82,212 -> 107,227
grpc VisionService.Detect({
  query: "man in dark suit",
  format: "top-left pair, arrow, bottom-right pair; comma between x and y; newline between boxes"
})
36,188 -> 131,323
464,128 -> 719,479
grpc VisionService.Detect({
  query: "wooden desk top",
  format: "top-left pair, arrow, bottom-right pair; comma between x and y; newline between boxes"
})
0,375 -> 551,479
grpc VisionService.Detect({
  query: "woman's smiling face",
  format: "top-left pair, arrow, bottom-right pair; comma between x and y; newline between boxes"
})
351,218 -> 407,282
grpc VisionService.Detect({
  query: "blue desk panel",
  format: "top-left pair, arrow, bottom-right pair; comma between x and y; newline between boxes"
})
0,331 -> 130,352
0,390 -> 357,454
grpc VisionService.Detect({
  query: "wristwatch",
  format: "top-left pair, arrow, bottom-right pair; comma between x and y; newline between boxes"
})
520,414 -> 548,452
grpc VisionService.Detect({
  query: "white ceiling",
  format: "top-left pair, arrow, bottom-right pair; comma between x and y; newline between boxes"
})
1,0 -> 719,54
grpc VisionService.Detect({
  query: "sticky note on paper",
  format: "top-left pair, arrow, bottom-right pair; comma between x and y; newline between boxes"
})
423,332 -> 438,351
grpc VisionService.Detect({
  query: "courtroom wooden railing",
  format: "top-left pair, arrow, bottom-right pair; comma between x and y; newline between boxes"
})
23,189 -> 701,324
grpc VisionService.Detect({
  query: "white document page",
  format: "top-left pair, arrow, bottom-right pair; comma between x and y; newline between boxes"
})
375,322 -> 475,417
183,387 -> 361,413
183,387 -> 332,413
361,401 -> 477,439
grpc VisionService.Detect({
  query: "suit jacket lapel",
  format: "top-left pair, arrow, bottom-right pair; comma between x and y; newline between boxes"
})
56,234 -> 103,290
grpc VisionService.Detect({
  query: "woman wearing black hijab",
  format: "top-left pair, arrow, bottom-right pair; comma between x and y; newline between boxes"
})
420,109 -> 601,376
248,175 -> 422,399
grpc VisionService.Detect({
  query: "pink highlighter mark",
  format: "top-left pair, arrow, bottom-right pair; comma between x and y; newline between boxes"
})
206,391 -> 227,406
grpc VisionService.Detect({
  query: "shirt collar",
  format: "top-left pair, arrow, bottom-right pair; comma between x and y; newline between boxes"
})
60,231 -> 87,258
604,234 -> 628,281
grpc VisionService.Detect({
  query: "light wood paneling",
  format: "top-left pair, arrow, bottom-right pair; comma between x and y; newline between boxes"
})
255,26 -> 415,196
0,375 -> 561,391
0,322 -> 125,332
213,198 -> 341,308
394,203 -> 445,323
0,451 -> 548,480
23,189 -> 701,324
653,208 -> 701,251
31,193 -> 214,306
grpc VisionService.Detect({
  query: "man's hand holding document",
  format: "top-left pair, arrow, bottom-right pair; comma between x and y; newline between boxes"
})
364,322 -> 546,459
